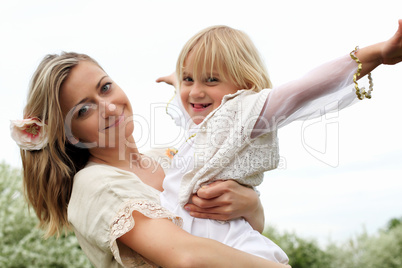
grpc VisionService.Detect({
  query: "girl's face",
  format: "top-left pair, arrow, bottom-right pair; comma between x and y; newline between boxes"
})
180,52 -> 242,125
59,61 -> 134,148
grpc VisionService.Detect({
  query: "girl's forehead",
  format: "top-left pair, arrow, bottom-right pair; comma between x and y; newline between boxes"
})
184,53 -> 216,72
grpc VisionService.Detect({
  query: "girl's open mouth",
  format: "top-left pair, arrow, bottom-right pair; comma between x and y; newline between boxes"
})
191,103 -> 211,109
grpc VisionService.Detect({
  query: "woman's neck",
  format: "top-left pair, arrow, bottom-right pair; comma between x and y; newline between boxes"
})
88,137 -> 165,191
89,136 -> 141,168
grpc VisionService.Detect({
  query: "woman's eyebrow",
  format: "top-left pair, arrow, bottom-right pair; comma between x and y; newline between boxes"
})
72,97 -> 89,113
72,76 -> 108,110
96,75 -> 108,89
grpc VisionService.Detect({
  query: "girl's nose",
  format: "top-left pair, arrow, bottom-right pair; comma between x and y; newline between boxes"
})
189,82 -> 205,99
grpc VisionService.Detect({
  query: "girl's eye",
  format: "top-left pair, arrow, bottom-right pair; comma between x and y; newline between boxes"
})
101,83 -> 111,93
206,77 -> 218,83
183,76 -> 193,82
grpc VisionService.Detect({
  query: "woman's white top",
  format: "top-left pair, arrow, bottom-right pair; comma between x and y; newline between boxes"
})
68,151 -> 181,268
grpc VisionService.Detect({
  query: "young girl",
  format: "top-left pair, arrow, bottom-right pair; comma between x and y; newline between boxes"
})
11,52 -> 292,268
157,21 -> 402,263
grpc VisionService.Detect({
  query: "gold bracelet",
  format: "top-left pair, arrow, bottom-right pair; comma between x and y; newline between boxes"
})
349,46 -> 374,100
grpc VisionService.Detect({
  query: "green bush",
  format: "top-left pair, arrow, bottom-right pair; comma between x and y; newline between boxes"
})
2,161 -> 402,267
326,223 -> 402,268
264,226 -> 333,268
0,162 -> 92,268
265,218 -> 402,268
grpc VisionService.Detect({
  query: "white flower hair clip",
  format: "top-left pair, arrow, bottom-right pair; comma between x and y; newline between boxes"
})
10,118 -> 48,150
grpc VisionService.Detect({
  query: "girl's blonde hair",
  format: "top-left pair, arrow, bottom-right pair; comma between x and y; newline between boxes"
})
176,25 -> 272,92
21,52 -> 101,237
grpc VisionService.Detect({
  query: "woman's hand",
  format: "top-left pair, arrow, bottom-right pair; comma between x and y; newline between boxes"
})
184,180 -> 265,233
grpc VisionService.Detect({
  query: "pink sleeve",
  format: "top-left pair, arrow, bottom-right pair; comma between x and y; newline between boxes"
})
252,54 -> 360,138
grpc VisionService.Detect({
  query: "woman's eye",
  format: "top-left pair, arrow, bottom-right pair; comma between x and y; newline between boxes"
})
101,83 -> 111,93
77,104 -> 92,117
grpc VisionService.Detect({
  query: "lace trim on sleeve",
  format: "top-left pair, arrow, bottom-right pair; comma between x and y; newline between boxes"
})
350,46 -> 374,100
109,200 -> 182,267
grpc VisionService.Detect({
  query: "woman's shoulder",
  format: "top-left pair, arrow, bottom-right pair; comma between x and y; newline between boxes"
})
68,162 -> 163,223
71,162 -> 160,202
73,163 -> 128,189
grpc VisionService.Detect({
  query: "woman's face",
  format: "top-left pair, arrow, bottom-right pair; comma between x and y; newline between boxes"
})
59,61 -> 134,149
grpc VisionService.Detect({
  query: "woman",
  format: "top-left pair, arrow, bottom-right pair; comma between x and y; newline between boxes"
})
11,52 -> 290,267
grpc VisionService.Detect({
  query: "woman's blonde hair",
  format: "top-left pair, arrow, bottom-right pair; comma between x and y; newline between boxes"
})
176,25 -> 272,92
21,52 -> 101,237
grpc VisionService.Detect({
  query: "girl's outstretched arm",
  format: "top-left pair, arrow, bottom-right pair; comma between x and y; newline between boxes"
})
252,19 -> 402,136
156,72 -> 178,88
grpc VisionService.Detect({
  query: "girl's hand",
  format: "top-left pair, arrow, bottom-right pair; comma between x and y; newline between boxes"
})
156,72 -> 178,88
185,180 -> 265,233
357,19 -> 402,77
381,19 -> 402,65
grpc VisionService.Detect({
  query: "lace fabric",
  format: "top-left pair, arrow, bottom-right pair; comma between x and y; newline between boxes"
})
110,200 -> 182,267
177,89 -> 278,206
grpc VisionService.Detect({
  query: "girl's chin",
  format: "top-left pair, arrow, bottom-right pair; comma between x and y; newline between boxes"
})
191,117 -> 206,125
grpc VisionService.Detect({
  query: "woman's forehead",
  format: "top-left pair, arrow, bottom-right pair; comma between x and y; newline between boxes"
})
67,61 -> 105,84
59,61 -> 106,111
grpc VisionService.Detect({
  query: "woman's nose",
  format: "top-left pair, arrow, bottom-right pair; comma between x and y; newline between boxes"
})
100,101 -> 117,118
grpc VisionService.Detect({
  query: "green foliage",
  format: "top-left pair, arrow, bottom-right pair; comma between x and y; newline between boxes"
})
386,217 -> 402,231
2,161 -> 402,267
264,226 -> 332,268
0,162 -> 92,268
265,218 -> 402,268
326,224 -> 402,268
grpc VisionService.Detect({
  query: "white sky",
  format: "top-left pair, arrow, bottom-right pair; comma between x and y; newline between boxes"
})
1,0 -> 402,246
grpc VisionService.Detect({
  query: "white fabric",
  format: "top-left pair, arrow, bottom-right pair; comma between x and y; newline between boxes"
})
178,88 -> 280,207
161,139 -> 289,263
161,53 -> 362,262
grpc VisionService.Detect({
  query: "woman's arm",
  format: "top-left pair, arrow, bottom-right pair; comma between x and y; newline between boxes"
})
118,211 -> 289,268
184,180 -> 265,233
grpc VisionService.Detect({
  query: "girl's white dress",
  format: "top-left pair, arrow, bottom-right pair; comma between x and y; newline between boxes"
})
160,54 -> 368,263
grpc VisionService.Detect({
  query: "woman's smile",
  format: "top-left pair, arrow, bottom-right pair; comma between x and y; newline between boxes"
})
103,110 -> 125,131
